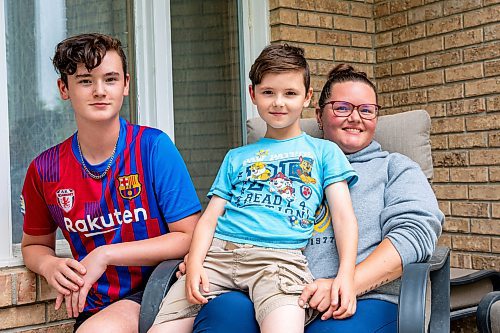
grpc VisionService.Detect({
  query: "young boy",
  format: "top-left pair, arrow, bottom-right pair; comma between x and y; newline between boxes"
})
149,44 -> 359,333
20,33 -> 201,333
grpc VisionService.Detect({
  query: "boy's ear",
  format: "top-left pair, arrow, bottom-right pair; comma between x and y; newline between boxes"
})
248,84 -> 257,104
123,73 -> 130,96
303,87 -> 314,108
57,79 -> 70,100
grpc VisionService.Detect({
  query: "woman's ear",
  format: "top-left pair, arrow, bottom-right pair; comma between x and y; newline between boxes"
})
315,106 -> 323,130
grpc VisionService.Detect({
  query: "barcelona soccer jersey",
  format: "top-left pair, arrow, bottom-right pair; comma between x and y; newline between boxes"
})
22,118 -> 201,313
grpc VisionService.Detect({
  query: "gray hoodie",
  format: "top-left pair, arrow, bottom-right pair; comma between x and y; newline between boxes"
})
304,140 -> 444,304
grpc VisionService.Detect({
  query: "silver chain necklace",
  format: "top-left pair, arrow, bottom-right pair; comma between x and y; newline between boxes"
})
76,133 -> 118,180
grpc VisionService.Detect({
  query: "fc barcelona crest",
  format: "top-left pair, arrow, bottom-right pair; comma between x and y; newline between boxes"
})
56,189 -> 75,213
117,174 -> 142,199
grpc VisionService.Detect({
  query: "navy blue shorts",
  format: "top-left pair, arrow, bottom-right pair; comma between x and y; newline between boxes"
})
73,290 -> 143,332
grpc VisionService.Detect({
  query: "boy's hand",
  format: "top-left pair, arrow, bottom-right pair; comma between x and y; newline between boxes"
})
41,257 -> 86,296
176,253 -> 189,279
185,263 -> 209,305
330,274 -> 357,319
76,247 -> 109,312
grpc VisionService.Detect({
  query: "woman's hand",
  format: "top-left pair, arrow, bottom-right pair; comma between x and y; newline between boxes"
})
330,273 -> 357,319
176,253 -> 189,279
299,278 -> 342,320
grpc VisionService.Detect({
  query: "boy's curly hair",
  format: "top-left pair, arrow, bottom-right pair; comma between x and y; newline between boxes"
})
249,44 -> 310,93
52,33 -> 127,86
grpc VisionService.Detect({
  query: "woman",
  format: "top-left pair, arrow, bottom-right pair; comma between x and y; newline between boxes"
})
190,64 -> 444,333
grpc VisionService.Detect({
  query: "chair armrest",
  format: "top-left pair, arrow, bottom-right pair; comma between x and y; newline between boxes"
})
139,259 -> 182,333
477,291 -> 500,333
398,247 -> 450,333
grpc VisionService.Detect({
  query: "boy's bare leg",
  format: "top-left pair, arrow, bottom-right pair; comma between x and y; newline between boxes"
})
147,318 -> 195,333
76,299 -> 140,333
260,305 -> 305,333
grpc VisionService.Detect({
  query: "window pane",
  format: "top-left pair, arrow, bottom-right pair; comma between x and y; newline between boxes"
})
6,0 -> 134,243
171,0 -> 242,205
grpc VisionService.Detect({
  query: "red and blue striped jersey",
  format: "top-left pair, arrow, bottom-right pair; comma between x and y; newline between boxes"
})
22,118 -> 201,313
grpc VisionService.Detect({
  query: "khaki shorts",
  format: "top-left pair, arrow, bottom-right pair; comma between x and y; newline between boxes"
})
154,238 -> 316,326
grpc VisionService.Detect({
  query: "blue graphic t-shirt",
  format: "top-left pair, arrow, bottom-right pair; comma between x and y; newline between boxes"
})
208,133 -> 358,249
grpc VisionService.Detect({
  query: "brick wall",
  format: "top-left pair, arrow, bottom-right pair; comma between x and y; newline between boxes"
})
0,267 -> 73,332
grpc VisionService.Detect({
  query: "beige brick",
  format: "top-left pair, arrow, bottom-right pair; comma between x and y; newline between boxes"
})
268,0 -> 297,10
487,96 -> 500,111
443,0 -> 482,15
410,70 -> 444,88
464,41 -> 500,62
316,31 -> 351,46
351,34 -> 372,48
431,134 -> 448,150
470,149 -> 500,165
450,252 -> 472,269
433,151 -> 468,167
47,300 -> 71,321
448,132 -> 487,149
15,270 -> 36,304
433,167 -> 450,181
469,185 -> 500,200
485,60 -> 500,77
378,94 -> 393,108
0,271 -> 12,307
438,234 -> 452,248
493,203 -> 500,218
450,167 -> 488,182
376,12 -> 406,32
333,16 -> 366,32
464,5 -> 500,28
493,238 -> 500,254
444,28 -> 483,49
451,202 -> 489,217
393,23 -> 426,43
301,44 -> 333,60
377,45 -> 409,61
0,303 -> 45,329
472,254 -> 499,270
446,98 -> 486,116
298,12 -> 332,28
315,0 -> 350,14
316,61 -> 335,76
465,78 -> 500,97
410,36 -> 443,56
427,84 -> 464,102
392,57 -> 425,75
426,51 -> 462,70
431,117 -> 464,134
367,19 -> 375,33
491,132 -> 500,148
374,64 -> 392,78
485,23 -> 500,42
375,31 -> 392,47
392,90 -> 427,106
438,200 -> 451,215
335,48 -> 368,63
433,184 -> 468,200
426,15 -> 462,36
38,275 -> 58,301
426,103 -> 447,117
389,0 -> 424,13
445,63 -> 483,83
443,217 -> 470,233
471,219 -> 500,235
351,2 -> 374,18
490,167 -> 500,181
271,26 -> 316,42
466,114 -> 500,131
408,2 -> 443,24
453,234 -> 490,252
374,2 -> 390,18
377,76 -> 409,93
22,322 -> 75,333
269,9 -> 298,25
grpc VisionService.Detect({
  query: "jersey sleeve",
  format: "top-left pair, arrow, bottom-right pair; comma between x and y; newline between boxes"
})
151,133 -> 201,223
322,141 -> 358,188
207,150 -> 233,201
22,161 -> 58,235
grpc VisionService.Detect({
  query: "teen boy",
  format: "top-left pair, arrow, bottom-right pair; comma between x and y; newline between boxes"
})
149,44 -> 358,333
20,33 -> 201,332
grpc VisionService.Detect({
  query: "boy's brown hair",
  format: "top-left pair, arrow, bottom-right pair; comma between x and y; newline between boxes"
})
52,33 -> 127,86
249,44 -> 310,93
